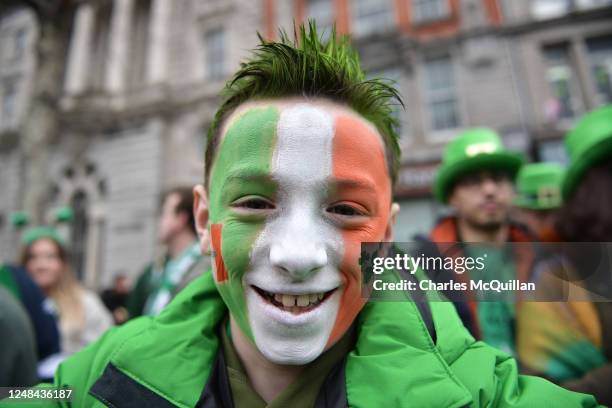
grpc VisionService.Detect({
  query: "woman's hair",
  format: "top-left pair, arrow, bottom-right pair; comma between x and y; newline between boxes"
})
556,160 -> 612,242
20,239 -> 85,332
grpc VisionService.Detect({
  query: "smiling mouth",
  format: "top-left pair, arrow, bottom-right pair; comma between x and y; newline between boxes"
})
252,285 -> 336,314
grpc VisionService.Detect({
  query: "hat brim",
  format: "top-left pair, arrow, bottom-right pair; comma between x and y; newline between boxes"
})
513,196 -> 560,210
563,136 -> 612,199
434,152 -> 525,203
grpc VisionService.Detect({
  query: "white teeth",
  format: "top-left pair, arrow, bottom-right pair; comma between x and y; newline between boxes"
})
264,290 -> 328,308
282,294 -> 296,307
297,295 -> 309,307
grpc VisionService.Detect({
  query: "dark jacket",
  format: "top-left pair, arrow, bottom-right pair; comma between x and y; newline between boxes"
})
0,264 -> 61,361
0,286 -> 38,387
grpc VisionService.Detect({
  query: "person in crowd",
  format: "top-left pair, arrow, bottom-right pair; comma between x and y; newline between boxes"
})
20,227 -> 113,356
518,105 -> 612,405
26,24 -> 599,407
422,128 -> 531,356
1,213 -> 61,371
127,187 -> 210,317
0,263 -> 61,369
0,286 -> 38,387
513,162 -> 565,239
100,273 -> 131,325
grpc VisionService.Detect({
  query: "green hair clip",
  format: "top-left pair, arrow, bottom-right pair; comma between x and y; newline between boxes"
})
11,211 -> 30,228
54,206 -> 74,224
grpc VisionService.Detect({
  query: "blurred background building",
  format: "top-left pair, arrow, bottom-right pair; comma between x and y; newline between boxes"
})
1,0 -> 611,289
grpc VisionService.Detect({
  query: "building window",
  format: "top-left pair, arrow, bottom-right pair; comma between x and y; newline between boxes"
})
306,0 -> 334,38
531,0 -> 571,20
1,81 -> 17,120
542,44 -> 583,120
128,0 -> 151,88
13,28 -> 26,61
587,36 -> 612,105
204,27 -> 225,80
71,190 -> 89,281
90,3 -> 112,91
424,55 -> 459,131
575,0 -> 612,10
353,0 -> 394,36
412,0 -> 449,24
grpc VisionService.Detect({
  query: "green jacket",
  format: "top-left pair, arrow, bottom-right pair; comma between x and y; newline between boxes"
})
14,271 -> 601,407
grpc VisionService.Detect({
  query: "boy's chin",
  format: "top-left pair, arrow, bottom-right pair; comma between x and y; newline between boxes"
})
246,286 -> 343,365
257,340 -> 327,366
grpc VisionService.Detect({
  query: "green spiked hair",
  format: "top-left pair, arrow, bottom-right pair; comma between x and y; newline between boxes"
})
204,22 -> 404,187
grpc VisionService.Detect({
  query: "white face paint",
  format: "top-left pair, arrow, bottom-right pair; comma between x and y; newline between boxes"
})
243,104 -> 344,365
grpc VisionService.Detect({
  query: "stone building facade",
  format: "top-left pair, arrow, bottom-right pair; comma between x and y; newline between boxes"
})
0,0 -> 262,289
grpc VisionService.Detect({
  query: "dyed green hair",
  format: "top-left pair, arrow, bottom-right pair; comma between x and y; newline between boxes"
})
205,22 -> 404,187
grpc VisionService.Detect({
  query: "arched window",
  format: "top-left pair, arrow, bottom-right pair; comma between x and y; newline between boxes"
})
70,190 -> 89,280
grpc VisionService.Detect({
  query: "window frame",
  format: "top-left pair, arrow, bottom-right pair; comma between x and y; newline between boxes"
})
204,26 -> 226,81
422,54 -> 461,138
352,0 -> 394,37
412,0 -> 450,25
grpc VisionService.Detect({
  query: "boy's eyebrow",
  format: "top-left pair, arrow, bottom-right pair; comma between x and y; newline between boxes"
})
223,169 -> 276,185
332,177 -> 377,192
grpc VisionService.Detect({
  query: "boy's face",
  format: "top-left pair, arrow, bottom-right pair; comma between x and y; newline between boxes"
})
198,99 -> 395,365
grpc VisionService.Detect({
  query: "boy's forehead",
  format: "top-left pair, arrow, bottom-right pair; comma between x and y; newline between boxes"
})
219,98 -> 383,146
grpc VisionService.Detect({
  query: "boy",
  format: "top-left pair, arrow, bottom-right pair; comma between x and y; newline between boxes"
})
19,25 -> 600,407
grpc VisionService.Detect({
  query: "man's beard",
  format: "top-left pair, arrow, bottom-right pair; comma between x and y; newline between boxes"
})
465,213 -> 506,233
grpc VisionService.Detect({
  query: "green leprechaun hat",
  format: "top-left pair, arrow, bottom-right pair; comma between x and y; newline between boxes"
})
514,163 -> 565,210
563,105 -> 612,198
434,128 -> 524,203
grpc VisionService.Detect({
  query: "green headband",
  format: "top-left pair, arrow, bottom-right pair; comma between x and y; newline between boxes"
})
21,227 -> 65,247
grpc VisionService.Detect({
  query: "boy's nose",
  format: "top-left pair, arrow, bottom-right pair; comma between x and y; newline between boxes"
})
269,242 -> 328,280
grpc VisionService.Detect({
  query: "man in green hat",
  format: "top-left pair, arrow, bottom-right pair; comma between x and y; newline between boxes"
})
12,25 -> 602,407
425,128 -> 530,355
513,162 -> 565,239
518,105 -> 612,406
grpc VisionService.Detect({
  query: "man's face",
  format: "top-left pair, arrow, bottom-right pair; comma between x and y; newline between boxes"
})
449,170 -> 514,231
205,99 -> 393,365
157,193 -> 184,244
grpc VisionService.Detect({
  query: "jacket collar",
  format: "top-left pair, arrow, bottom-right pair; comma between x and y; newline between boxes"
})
431,216 -> 533,243
93,272 -> 473,407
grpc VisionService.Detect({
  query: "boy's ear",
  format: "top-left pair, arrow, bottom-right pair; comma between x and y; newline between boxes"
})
193,185 -> 210,254
384,202 -> 400,242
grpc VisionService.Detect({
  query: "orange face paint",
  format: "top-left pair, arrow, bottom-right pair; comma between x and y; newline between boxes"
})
328,113 -> 392,345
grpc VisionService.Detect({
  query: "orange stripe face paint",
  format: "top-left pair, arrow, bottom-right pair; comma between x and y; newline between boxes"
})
328,113 -> 392,346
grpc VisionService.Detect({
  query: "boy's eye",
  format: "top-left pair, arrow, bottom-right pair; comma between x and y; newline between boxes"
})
232,196 -> 275,211
326,203 -> 367,217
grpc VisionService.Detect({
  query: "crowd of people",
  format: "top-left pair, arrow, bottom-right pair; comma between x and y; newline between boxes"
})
0,23 -> 610,407
0,186 -> 211,389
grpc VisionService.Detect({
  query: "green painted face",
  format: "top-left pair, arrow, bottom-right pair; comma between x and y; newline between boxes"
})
208,106 -> 279,340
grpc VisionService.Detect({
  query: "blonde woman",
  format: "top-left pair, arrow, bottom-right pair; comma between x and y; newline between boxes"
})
20,228 -> 112,356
